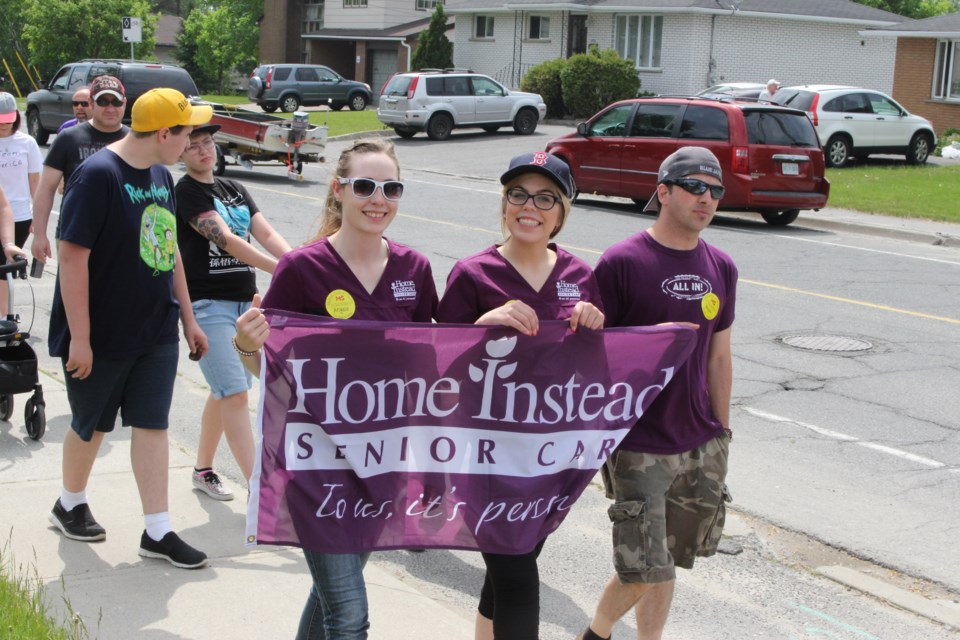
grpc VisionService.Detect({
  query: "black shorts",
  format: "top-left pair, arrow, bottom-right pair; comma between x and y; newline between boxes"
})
0,220 -> 31,265
63,341 -> 179,441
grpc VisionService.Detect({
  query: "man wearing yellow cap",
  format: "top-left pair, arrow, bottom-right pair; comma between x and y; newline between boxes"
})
48,88 -> 215,569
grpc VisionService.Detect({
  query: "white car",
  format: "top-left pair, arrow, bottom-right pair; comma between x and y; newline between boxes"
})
773,85 -> 936,167
377,70 -> 546,141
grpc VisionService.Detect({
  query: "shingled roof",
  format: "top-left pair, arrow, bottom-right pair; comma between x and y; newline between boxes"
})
862,11 -> 960,37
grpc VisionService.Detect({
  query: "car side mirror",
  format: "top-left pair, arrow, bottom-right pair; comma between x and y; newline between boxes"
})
577,122 -> 590,136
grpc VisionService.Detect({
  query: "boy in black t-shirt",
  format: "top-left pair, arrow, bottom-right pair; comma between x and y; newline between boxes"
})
175,124 -> 290,499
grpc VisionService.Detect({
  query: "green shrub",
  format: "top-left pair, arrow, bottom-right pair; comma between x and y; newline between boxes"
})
560,48 -> 640,118
521,58 -> 567,118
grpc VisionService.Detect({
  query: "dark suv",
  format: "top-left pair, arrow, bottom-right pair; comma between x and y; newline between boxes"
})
544,96 -> 830,226
248,64 -> 372,113
26,59 -> 199,145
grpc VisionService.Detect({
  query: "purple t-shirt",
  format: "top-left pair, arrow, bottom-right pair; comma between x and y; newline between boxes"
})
262,237 -> 437,322
436,244 -> 601,323
594,231 -> 737,455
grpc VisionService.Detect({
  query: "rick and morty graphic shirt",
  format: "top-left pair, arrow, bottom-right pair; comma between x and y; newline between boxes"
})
49,150 -> 181,358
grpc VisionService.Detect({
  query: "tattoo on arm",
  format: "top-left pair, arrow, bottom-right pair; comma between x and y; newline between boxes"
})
190,214 -> 229,250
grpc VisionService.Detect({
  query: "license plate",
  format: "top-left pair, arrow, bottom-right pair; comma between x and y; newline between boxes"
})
782,162 -> 799,175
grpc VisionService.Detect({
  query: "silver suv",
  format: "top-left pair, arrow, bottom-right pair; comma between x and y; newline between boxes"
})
773,85 -> 936,167
377,70 -> 546,141
248,64 -> 372,113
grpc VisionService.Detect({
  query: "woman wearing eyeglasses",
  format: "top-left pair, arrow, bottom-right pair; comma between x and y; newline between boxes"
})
175,123 -> 291,500
435,151 -> 604,640
234,138 -> 438,640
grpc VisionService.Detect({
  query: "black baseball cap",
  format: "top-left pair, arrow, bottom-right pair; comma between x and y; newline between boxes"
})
644,146 -> 723,213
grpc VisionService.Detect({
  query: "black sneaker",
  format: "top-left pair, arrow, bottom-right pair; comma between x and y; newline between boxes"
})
138,531 -> 208,569
48,499 -> 106,542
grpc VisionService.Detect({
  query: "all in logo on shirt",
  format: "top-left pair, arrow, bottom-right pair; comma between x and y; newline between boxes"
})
556,280 -> 582,301
390,280 -> 418,302
661,274 -> 712,300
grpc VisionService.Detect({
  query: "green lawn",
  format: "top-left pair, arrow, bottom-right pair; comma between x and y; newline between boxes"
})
201,95 -> 387,138
825,163 -> 960,224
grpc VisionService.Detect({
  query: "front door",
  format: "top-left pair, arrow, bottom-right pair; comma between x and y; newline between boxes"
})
568,16 -> 587,56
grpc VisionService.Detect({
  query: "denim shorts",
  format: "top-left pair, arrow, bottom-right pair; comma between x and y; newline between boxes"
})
63,341 -> 179,442
601,435 -> 731,584
192,298 -> 252,399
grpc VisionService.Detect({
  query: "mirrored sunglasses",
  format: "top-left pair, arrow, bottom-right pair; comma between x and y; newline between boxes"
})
95,96 -> 125,108
337,177 -> 404,201
667,178 -> 725,200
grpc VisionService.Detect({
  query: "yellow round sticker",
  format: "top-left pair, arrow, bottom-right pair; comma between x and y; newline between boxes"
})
325,289 -> 356,319
701,293 -> 720,320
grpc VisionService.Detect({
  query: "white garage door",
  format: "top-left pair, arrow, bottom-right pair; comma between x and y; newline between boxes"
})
370,49 -> 399,105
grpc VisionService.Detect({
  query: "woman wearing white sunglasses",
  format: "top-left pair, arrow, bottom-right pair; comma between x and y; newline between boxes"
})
235,138 -> 437,640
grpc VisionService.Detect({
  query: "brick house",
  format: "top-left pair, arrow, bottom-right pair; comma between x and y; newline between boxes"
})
442,0 -> 904,92
258,0 -> 454,95
861,12 -> 960,136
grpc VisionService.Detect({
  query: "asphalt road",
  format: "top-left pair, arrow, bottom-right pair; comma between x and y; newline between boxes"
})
26,123 -> 960,639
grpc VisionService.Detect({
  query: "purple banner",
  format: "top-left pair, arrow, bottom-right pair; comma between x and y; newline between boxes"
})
246,310 -> 696,554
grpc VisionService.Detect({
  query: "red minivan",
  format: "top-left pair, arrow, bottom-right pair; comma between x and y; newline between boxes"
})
544,96 -> 830,226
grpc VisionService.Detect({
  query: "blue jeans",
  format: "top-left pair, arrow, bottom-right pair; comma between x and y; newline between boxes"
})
295,550 -> 370,640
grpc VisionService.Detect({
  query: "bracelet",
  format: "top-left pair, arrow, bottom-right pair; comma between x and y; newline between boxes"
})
232,335 -> 260,357
2,242 -> 14,248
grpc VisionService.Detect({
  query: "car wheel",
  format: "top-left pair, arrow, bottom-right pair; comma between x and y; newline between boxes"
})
512,109 -> 538,135
262,103 -> 278,113
27,109 -> 49,146
394,127 -> 417,139
825,135 -> 851,168
482,125 -> 500,134
280,94 -> 301,113
349,94 -> 368,111
906,132 -> 932,165
760,209 -> 800,226
248,76 -> 264,99
426,113 -> 454,141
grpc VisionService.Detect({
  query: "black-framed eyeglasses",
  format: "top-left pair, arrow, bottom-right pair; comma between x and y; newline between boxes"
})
72,100 -> 89,107
337,177 -> 404,201
666,178 -> 725,200
505,187 -> 560,211
95,96 -> 125,108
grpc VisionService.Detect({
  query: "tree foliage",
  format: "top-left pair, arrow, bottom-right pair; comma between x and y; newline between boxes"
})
174,0 -> 259,93
521,58 -> 566,119
560,48 -> 640,119
411,4 -> 453,71
853,0 -> 959,19
21,0 -> 156,82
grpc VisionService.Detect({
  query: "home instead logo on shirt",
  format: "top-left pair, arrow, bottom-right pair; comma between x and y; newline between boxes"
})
390,279 -> 417,302
555,280 -> 582,301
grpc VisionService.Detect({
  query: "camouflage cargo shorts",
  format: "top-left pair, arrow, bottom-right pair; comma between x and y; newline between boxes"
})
600,435 -> 731,584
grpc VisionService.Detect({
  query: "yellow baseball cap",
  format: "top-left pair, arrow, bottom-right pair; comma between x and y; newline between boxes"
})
131,88 -> 213,132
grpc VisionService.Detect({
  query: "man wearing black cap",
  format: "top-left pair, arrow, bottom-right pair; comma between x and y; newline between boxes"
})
31,75 -> 130,264
175,124 -> 290,500
580,146 -> 738,640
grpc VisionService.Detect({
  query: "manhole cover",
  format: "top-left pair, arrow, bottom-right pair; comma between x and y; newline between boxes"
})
780,334 -> 874,352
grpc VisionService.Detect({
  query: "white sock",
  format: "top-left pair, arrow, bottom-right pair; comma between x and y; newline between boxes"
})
144,512 -> 172,541
60,488 -> 87,512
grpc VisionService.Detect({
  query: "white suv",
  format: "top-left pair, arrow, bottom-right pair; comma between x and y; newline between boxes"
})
773,85 -> 936,167
377,70 -> 546,141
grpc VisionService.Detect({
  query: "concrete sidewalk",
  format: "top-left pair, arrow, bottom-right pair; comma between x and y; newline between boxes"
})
0,372 -> 474,639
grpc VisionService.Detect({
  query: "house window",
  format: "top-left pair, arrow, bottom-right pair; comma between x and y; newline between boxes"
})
475,16 -> 494,38
615,15 -> 663,70
304,0 -> 324,32
343,0 -> 367,7
529,16 -> 550,40
933,40 -> 960,100
416,0 -> 440,9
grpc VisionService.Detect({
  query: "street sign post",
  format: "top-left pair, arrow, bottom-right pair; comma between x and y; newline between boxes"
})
122,17 -> 142,61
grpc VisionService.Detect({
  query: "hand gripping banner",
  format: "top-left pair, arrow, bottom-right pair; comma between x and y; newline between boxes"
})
246,310 -> 696,554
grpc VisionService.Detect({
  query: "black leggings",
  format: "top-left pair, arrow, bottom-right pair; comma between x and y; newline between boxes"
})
477,538 -> 547,640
